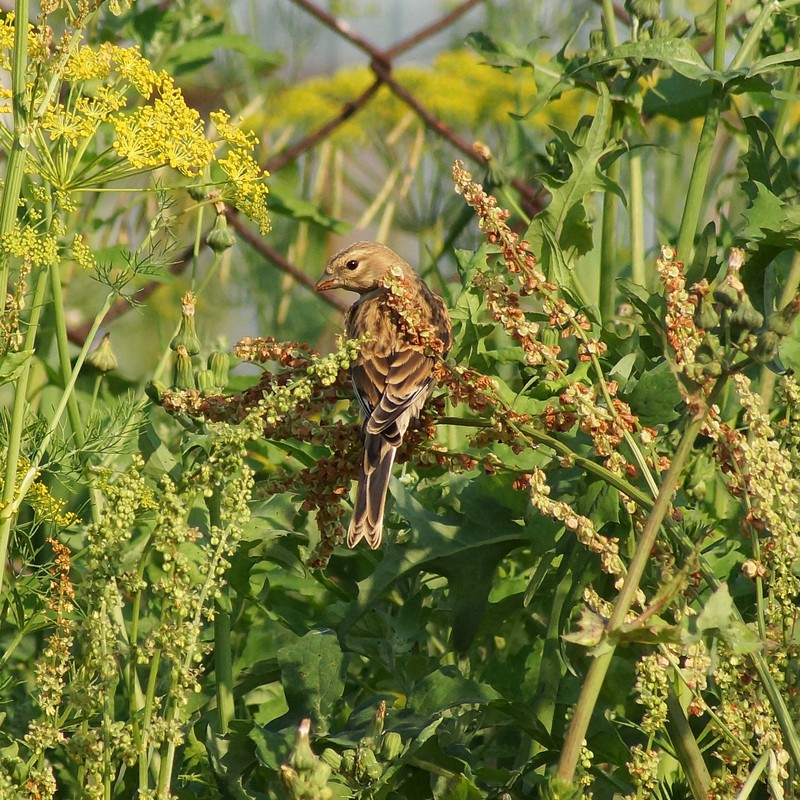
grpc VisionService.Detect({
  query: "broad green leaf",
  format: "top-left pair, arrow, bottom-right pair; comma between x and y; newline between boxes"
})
747,48 -> 800,78
682,585 -> 761,654
0,349 -> 33,387
741,181 -> 800,248
527,85 -> 624,283
276,629 -> 345,734
581,39 -> 710,81
409,666 -> 500,717
623,359 -> 682,425
643,73 -> 714,121
340,476 -> 529,642
742,116 -> 795,199
205,724 -> 261,800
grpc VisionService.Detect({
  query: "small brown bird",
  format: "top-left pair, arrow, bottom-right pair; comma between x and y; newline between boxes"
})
315,241 -> 451,548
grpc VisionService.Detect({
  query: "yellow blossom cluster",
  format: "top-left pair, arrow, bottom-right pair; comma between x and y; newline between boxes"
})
71,234 -> 97,270
3,32 -> 269,229
0,224 -> 59,267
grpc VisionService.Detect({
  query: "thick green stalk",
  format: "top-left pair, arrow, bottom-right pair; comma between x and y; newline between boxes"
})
665,686 -> 711,799
49,250 -> 85,444
599,151 -> 621,323
712,0 -> 727,72
0,266 -> 49,596
601,0 -> 619,48
629,152 -> 646,288
555,390 -> 716,784
208,490 -> 235,734
675,90 -> 722,263
0,0 -> 31,314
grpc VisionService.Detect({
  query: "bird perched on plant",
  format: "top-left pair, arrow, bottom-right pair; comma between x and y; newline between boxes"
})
315,241 -> 451,549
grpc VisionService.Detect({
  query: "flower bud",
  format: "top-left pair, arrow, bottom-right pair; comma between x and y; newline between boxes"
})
588,29 -> 607,58
767,312 -> 792,337
196,368 -> 216,393
753,330 -> 780,362
86,332 -> 118,373
626,0 -> 660,21
380,732 -> 404,761
289,719 -> 316,773
170,292 -> 201,356
713,279 -> 740,309
206,213 -> 237,253
208,351 -> 230,388
173,345 -> 195,390
145,380 -> 166,404
730,296 -> 764,331
693,297 -> 719,331
320,748 -> 342,771
363,701 -> 386,750
694,5 -> 716,35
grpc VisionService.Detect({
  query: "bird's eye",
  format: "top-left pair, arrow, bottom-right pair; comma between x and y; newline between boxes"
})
345,259 -> 359,270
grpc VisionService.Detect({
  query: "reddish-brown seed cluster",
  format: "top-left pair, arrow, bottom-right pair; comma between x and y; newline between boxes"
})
377,270 -> 449,357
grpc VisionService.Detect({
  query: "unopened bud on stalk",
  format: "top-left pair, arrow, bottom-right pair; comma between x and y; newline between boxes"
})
626,0 -> 661,21
206,212 -> 237,253
693,297 -> 720,330
170,292 -> 201,356
730,295 -> 764,331
174,344 -> 195,390
208,351 -> 230,388
86,332 -> 118,373
196,368 -> 216,393
145,380 -> 166,404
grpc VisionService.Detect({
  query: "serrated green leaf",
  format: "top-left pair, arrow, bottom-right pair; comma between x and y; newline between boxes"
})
276,629 -> 345,734
527,85 -> 624,281
581,38 -> 711,81
741,117 -> 795,199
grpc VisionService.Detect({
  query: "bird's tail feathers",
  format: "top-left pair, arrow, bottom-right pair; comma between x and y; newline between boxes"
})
347,433 -> 397,549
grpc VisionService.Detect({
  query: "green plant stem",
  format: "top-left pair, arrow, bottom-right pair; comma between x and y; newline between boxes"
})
712,0 -> 727,72
601,0 -> 619,48
208,490 -> 235,734
49,254 -> 85,443
629,152 -> 646,287
139,648 -> 162,789
0,0 -> 30,315
5,292 -> 115,523
675,88 -> 722,263
599,151 -> 621,323
665,685 -> 711,800
555,383 -> 719,785
0,266 -> 50,597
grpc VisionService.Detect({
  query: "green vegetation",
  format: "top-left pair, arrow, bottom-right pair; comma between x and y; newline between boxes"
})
2,1 -> 800,798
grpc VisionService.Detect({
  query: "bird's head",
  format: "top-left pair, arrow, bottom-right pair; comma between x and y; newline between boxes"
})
315,241 -> 414,294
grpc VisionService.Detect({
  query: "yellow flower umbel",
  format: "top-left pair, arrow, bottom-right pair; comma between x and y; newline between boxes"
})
3,31 -> 268,230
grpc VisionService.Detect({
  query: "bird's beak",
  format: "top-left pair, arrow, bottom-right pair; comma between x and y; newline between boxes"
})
314,273 -> 339,292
